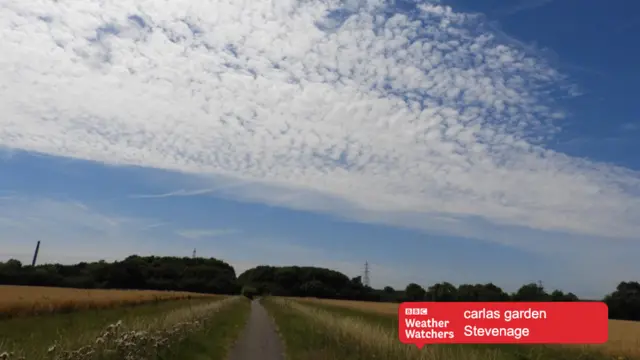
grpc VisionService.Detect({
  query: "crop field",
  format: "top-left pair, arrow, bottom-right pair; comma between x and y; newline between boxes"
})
3,287 -> 638,360
264,297 -> 640,360
0,286 -> 250,360
0,285 -> 218,318
592,319 -> 640,358
298,297 -> 399,315
299,298 -> 640,358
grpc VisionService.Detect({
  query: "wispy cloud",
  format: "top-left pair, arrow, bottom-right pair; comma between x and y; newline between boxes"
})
0,195 -> 637,296
176,228 -> 240,240
129,189 -> 215,199
492,0 -> 556,17
0,196 -> 173,263
141,221 -> 170,230
0,190 -> 17,200
0,196 -> 402,288
71,201 -> 89,211
0,0 -> 639,244
129,179 -> 256,199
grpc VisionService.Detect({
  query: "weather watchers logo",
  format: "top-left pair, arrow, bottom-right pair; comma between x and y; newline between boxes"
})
398,302 -> 608,348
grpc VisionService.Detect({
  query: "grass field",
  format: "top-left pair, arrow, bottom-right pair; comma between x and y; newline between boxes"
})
0,285 -> 217,318
0,286 -> 250,360
266,297 -> 640,360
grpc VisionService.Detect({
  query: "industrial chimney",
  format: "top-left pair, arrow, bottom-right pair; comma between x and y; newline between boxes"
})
31,241 -> 41,266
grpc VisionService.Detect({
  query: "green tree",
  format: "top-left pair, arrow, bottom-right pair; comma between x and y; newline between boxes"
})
605,281 -> 640,321
512,283 -> 550,301
427,282 -> 457,301
405,283 -> 426,301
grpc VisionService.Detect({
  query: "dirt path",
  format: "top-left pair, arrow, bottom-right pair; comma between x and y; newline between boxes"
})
227,299 -> 285,360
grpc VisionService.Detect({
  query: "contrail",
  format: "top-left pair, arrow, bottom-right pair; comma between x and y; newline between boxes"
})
128,179 -> 256,199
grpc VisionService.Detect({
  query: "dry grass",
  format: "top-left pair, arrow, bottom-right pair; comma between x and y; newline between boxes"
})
0,296 -> 245,360
268,297 -> 500,360
0,285 -> 218,318
44,297 -> 242,360
299,297 -> 399,315
302,298 -> 640,359
578,319 -> 640,358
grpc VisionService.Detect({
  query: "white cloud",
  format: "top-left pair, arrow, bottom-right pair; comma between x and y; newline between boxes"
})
0,0 -> 639,244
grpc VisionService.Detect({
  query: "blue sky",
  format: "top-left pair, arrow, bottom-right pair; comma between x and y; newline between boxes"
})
0,0 -> 638,298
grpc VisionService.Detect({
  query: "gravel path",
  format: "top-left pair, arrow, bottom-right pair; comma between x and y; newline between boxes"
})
227,299 -> 285,360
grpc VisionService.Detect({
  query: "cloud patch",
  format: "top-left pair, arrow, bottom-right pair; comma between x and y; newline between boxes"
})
0,0 -> 639,241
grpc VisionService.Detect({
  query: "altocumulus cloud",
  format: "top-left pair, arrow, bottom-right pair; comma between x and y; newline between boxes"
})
1,0 -> 640,240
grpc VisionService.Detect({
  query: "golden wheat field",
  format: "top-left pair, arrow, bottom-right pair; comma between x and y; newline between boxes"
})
302,298 -> 640,358
0,285 -> 217,317
300,297 -> 399,314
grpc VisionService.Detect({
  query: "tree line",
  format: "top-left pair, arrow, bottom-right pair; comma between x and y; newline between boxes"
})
0,256 -> 638,321
0,256 -> 239,294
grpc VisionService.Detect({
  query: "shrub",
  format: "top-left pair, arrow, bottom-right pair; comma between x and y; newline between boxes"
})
241,286 -> 258,300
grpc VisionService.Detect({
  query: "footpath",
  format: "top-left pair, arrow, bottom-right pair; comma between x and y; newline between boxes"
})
227,299 -> 285,360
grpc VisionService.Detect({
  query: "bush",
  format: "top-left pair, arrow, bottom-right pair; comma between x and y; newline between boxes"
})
241,285 -> 258,300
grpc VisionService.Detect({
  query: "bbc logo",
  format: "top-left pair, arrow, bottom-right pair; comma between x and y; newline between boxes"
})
405,308 -> 428,315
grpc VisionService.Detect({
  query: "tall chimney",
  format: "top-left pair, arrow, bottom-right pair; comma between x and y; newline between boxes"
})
31,241 -> 41,266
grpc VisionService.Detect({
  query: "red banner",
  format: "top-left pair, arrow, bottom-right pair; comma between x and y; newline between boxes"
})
398,302 -> 608,348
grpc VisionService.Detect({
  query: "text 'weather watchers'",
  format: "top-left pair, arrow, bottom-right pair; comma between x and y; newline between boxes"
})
398,302 -> 608,348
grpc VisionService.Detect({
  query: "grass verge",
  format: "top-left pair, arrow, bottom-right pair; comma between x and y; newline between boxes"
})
263,296 -> 384,360
0,297 -> 226,359
267,297 -> 630,360
158,297 -> 251,360
43,296 -> 243,360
